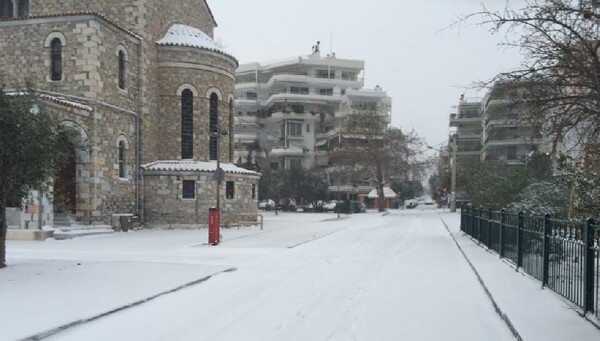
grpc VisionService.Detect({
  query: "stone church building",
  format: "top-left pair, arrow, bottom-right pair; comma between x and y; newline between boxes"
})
0,0 -> 260,229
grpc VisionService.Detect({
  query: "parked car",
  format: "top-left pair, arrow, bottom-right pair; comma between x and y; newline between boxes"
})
406,200 -> 418,209
323,200 -> 338,212
258,199 -> 275,210
334,200 -> 366,213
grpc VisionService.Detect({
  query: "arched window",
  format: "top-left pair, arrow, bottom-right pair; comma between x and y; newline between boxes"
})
118,50 -> 126,90
209,93 -> 219,160
181,89 -> 194,159
0,0 -> 13,18
118,140 -> 126,178
50,38 -> 63,81
17,0 -> 28,16
228,99 -> 234,162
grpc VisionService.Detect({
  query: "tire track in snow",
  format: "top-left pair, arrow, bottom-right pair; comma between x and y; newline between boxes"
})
21,267 -> 237,341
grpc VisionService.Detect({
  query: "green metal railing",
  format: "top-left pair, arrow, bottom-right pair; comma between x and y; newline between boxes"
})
461,207 -> 599,318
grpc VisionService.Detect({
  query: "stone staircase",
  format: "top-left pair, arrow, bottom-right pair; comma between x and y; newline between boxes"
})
52,213 -> 114,240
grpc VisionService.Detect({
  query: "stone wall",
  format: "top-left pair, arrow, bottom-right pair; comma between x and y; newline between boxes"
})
0,0 -> 256,229
143,170 -> 259,228
0,16 -> 140,113
156,47 -> 236,162
26,0 -> 215,38
44,100 -> 137,225
135,0 -> 217,164
28,0 -> 141,32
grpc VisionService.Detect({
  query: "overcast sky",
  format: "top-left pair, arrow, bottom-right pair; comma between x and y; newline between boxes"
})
207,0 -> 525,147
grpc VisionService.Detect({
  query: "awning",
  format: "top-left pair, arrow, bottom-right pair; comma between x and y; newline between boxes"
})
367,187 -> 397,199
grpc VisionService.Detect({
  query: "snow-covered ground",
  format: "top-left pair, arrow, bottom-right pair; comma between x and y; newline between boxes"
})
1,208 -> 598,340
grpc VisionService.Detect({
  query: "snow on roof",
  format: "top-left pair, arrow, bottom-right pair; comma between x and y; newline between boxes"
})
40,94 -> 93,112
367,187 -> 398,199
142,160 -> 260,176
156,24 -> 236,62
5,91 -> 93,112
0,12 -> 141,40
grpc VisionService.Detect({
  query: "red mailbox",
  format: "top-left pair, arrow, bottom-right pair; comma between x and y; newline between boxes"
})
208,207 -> 220,245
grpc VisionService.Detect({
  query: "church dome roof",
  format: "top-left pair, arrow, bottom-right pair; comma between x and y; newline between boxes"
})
156,24 -> 236,62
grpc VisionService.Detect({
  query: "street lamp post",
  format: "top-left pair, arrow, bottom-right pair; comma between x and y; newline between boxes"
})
450,133 -> 458,212
427,134 -> 458,212
212,127 -> 228,232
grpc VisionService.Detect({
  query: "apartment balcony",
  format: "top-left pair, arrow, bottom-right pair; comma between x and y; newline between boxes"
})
449,113 -> 481,127
234,132 -> 259,143
456,150 -> 481,156
266,92 -> 343,107
456,131 -> 481,140
236,74 -> 364,92
335,110 -> 391,124
483,97 -> 511,110
483,118 -> 526,129
235,82 -> 261,91
235,98 -> 262,108
233,149 -> 267,163
234,116 -> 259,125
267,111 -> 320,122
270,146 -> 306,156
316,128 -> 340,140
482,137 -> 545,150
270,74 -> 364,89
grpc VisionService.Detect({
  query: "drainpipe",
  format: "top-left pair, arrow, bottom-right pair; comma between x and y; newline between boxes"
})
135,41 -> 143,223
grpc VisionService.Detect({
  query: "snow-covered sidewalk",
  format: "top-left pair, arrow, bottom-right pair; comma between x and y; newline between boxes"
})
4,210 -> 597,340
441,212 -> 600,341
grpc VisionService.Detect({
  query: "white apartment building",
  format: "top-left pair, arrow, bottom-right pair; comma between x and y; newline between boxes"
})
448,82 -> 551,174
449,96 -> 484,169
480,83 -> 550,164
234,44 -> 391,171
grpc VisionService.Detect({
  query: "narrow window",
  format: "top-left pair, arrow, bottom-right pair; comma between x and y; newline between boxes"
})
118,141 -> 126,178
225,181 -> 234,199
17,0 -> 28,16
228,99 -> 234,163
181,89 -> 194,159
306,124 -> 310,133
252,184 -> 256,200
182,180 -> 196,199
209,93 -> 219,160
0,0 -> 13,18
118,50 -> 126,90
50,38 -> 63,81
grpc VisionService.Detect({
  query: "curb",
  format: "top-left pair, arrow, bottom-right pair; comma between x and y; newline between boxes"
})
439,216 -> 523,341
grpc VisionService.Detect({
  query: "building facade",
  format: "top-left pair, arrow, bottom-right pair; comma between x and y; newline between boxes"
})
449,97 -> 483,169
0,0 -> 259,229
480,83 -> 548,164
234,46 -> 391,172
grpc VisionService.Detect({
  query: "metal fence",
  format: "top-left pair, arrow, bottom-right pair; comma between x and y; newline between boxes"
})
461,207 -> 600,318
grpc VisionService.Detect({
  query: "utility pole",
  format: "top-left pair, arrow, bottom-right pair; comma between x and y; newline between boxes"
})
450,133 -> 458,212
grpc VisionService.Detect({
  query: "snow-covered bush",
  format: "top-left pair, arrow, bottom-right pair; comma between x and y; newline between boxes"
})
508,181 -> 570,217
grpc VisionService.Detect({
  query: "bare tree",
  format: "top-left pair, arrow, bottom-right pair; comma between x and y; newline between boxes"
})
468,0 -> 599,153
331,109 -> 425,212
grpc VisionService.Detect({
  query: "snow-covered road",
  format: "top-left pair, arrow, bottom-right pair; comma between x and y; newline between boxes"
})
4,210 -> 515,340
